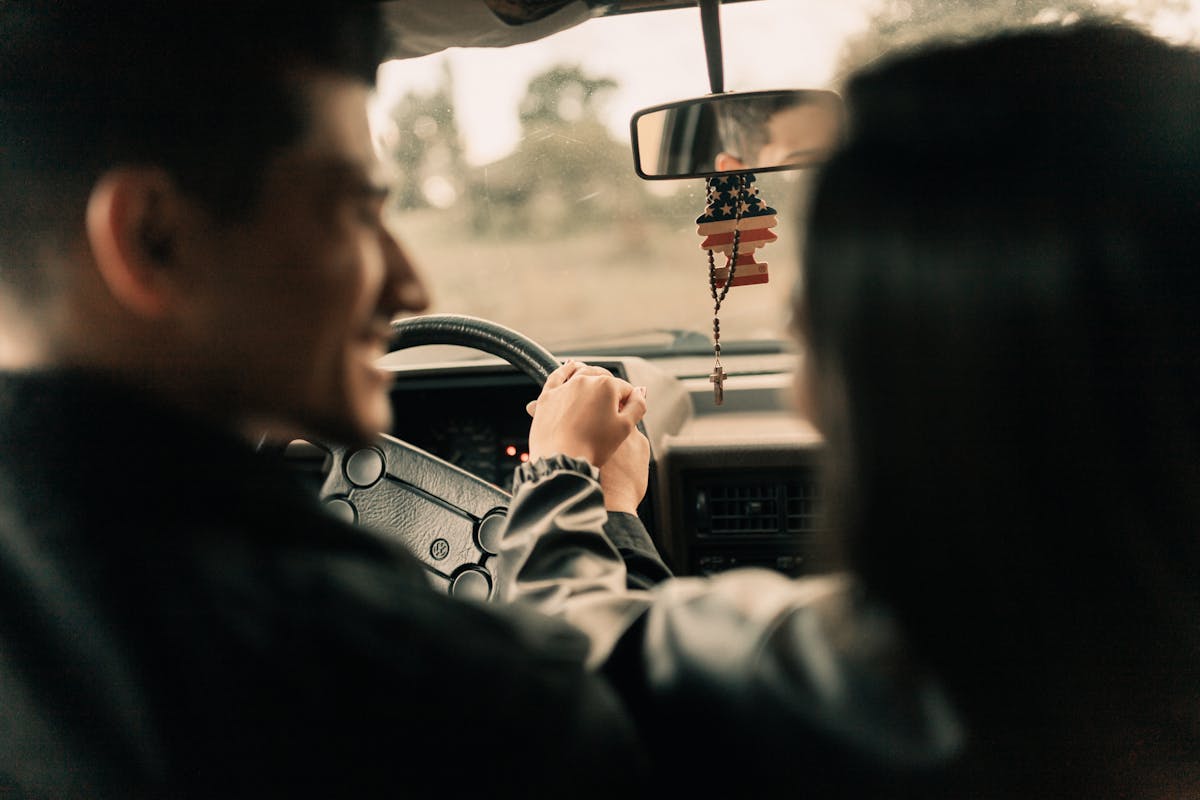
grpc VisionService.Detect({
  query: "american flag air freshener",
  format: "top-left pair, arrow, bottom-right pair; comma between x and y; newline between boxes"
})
695,173 -> 777,288
695,173 -> 777,405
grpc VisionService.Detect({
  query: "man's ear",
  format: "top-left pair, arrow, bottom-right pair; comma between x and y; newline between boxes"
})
85,167 -> 185,319
714,152 -> 748,172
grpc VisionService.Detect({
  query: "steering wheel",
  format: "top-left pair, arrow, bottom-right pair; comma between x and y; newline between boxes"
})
313,315 -> 559,601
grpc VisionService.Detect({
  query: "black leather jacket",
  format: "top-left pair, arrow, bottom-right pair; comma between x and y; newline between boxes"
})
0,372 -> 642,799
497,457 -> 965,795
0,370 -> 962,798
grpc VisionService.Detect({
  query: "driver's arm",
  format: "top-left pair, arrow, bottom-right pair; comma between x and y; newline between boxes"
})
604,511 -> 672,590
496,362 -> 963,786
601,421 -> 672,588
523,360 -> 671,589
495,452 -> 962,788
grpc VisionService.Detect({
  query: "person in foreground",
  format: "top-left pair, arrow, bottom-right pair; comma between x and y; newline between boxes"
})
3,5 -> 1195,798
0,5 -> 658,797
503,22 -> 1200,798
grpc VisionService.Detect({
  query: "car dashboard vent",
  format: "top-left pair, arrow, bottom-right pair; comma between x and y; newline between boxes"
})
690,471 -> 820,537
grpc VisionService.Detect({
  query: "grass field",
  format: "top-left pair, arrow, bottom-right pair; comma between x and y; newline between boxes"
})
390,206 -> 803,352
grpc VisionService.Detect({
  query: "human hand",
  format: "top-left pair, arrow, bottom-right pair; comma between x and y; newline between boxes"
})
526,361 -> 647,469
598,427 -> 650,513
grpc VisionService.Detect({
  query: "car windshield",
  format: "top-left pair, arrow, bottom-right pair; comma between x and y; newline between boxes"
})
373,0 -> 1200,357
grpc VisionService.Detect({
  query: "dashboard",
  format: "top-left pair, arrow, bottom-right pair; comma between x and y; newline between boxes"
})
381,349 -> 828,578
388,370 -> 536,491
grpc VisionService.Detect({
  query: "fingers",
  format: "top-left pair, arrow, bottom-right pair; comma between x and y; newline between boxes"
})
571,364 -> 613,378
617,382 -> 647,412
583,374 -> 641,421
542,361 -> 580,390
535,361 -> 617,415
618,384 -> 648,425
530,379 -> 634,419
544,360 -> 612,390
526,366 -> 648,468
543,359 -> 592,390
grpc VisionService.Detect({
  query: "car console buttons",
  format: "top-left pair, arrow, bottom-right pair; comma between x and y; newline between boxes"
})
323,498 -> 357,525
450,567 -> 492,601
345,447 -> 385,487
474,510 -> 508,556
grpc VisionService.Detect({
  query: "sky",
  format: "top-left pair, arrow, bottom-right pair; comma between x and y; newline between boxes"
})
374,1 -> 876,165
373,0 -> 1200,167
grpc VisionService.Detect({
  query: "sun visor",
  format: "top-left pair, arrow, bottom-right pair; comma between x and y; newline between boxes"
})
381,0 -> 600,59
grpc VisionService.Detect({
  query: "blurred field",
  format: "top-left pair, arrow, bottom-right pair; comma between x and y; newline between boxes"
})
388,181 -> 805,352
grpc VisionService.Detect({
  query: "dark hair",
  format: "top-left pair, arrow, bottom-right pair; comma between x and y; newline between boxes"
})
0,2 -> 384,297
801,23 -> 1200,792
715,94 -> 810,162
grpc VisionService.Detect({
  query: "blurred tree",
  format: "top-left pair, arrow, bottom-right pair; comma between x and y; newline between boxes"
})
387,61 -> 466,211
838,0 -> 1191,79
467,64 -> 643,237
518,65 -> 618,129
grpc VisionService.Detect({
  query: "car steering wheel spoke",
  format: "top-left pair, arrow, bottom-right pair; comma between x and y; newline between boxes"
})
309,315 -> 561,600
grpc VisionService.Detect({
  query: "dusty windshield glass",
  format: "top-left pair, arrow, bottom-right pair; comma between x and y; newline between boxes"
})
373,0 -> 1200,355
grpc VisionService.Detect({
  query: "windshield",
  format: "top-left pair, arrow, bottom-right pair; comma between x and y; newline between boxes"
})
374,0 -> 1200,355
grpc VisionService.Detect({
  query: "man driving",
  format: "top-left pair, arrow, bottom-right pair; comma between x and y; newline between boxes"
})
0,4 -> 966,798
0,4 -> 651,797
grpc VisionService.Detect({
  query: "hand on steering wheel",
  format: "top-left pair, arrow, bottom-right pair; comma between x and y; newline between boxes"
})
528,361 -> 647,468
307,315 -> 648,602
526,361 -> 650,514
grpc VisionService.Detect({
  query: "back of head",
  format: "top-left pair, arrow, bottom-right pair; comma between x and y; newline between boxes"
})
801,22 -> 1200,792
0,1 -> 383,300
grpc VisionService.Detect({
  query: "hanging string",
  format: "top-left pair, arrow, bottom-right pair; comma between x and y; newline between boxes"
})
705,173 -> 748,405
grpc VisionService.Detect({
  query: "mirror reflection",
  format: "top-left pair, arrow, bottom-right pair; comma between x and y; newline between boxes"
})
632,89 -> 842,180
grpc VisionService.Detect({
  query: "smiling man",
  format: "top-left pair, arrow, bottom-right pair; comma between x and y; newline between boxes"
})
0,4 -> 648,797
77,72 -> 427,447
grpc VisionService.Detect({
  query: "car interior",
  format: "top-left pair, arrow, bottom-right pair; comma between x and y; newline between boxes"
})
277,0 -> 1199,599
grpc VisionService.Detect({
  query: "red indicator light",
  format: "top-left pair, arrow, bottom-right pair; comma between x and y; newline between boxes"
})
519,452 -> 530,463
505,445 -> 517,457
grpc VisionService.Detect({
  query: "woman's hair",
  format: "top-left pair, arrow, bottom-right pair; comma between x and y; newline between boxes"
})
800,22 -> 1200,789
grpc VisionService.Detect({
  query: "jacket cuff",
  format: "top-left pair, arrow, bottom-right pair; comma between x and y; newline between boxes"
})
513,454 -> 600,487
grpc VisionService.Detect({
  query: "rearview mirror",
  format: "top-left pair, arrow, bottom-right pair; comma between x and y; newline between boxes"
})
630,89 -> 843,180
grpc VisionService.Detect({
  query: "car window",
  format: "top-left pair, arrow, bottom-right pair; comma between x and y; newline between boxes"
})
373,0 -> 1200,356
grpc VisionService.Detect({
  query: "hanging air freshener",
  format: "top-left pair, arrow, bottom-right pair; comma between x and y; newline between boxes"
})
695,172 -> 778,404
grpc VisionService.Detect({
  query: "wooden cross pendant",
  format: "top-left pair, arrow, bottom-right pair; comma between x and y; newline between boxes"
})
709,363 -> 726,406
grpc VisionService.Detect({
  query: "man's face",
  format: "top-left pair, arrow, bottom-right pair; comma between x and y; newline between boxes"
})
714,99 -> 841,173
756,103 -> 840,168
187,74 -> 428,445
